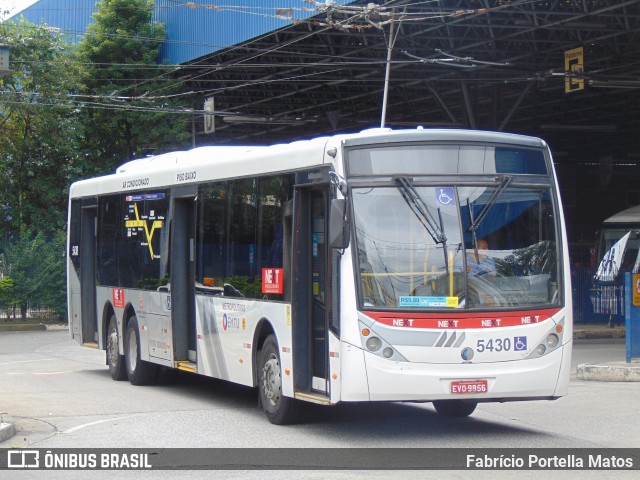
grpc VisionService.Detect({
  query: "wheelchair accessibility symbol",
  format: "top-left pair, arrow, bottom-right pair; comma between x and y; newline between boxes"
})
437,187 -> 455,205
514,336 -> 527,351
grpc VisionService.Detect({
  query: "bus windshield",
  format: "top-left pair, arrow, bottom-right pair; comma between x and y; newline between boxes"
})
352,183 -> 559,310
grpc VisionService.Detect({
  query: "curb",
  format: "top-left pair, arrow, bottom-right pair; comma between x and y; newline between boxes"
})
0,421 -> 16,444
0,323 -> 46,332
0,324 -> 68,332
577,361 -> 640,382
573,327 -> 625,340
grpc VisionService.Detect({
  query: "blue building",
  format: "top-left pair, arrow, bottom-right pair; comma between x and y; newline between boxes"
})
8,0 -> 354,64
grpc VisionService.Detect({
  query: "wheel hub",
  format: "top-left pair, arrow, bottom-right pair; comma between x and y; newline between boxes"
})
262,354 -> 281,406
108,330 -> 118,365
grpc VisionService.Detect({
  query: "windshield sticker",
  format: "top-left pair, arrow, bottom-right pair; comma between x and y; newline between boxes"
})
399,296 -> 459,308
436,187 -> 455,206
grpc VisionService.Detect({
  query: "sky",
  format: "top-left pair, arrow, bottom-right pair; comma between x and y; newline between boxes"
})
1,0 -> 39,21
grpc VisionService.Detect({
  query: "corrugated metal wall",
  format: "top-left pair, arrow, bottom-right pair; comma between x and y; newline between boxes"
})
12,0 -> 353,64
11,0 -> 97,43
154,0 -> 353,64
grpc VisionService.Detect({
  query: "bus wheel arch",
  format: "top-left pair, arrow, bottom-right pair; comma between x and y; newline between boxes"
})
123,308 -> 158,386
104,304 -> 127,381
101,302 -> 116,349
252,318 -> 275,388
257,332 -> 301,425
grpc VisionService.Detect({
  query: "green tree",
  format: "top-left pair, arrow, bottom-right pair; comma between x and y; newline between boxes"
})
76,0 -> 189,175
4,231 -> 66,320
0,275 -> 17,317
0,18 -> 83,240
0,19 -> 81,321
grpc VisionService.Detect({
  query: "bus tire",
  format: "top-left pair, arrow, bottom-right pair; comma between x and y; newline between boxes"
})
258,334 -> 300,425
125,316 -> 158,386
107,315 -> 127,381
432,400 -> 477,418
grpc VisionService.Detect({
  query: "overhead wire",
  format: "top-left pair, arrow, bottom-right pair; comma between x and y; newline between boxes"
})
1,0 -> 621,112
124,0 -> 503,97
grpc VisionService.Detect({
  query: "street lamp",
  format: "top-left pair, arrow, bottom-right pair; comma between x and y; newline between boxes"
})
0,44 -> 11,77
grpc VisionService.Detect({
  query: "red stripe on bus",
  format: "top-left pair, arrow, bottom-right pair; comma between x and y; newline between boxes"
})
364,308 -> 561,329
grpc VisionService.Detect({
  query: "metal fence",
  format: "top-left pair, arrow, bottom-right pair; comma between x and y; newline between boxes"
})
590,283 -> 625,324
573,266 -> 626,325
0,305 -> 59,321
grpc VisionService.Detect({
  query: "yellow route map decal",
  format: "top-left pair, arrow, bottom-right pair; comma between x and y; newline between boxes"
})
124,195 -> 165,260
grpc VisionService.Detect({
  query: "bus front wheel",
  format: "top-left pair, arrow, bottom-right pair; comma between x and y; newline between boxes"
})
258,335 -> 300,425
107,315 -> 127,381
125,316 -> 158,386
433,400 -> 477,418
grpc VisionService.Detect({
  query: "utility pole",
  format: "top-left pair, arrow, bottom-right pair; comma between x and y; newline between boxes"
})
380,20 -> 394,128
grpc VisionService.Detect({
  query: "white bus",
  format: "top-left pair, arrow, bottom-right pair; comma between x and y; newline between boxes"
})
67,128 -> 572,424
593,205 -> 640,282
591,205 -> 640,324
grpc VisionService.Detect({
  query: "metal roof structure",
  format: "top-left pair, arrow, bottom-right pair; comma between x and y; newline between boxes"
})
6,0 -> 640,252
182,1 -> 640,162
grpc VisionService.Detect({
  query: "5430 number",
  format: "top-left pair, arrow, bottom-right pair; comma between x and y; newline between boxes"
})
477,338 -> 512,352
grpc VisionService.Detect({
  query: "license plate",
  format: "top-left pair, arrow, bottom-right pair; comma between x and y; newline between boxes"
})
451,379 -> 488,394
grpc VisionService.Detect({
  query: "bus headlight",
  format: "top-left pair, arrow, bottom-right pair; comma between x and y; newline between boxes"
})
358,320 -> 408,361
525,317 -> 565,360
366,337 -> 382,352
547,333 -> 560,348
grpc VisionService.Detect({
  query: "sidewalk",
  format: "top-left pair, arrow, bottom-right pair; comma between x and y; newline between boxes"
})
573,323 -> 640,381
0,323 -> 68,332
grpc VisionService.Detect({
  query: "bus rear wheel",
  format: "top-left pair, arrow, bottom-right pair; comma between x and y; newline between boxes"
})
107,315 -> 127,381
125,316 -> 158,386
433,400 -> 478,418
258,335 -> 300,425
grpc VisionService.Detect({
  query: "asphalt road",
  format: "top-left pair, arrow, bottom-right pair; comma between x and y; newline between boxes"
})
1,330 -> 638,480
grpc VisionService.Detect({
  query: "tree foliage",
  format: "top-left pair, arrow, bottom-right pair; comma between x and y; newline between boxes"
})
76,0 -> 189,175
0,18 -> 83,239
3,231 -> 66,319
0,2 -> 191,320
0,276 -> 16,312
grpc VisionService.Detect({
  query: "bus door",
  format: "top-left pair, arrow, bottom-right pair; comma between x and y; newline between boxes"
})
292,185 -> 330,398
170,186 -> 197,365
77,201 -> 99,346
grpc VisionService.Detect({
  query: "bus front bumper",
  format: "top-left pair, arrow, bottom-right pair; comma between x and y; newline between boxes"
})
340,342 -> 571,403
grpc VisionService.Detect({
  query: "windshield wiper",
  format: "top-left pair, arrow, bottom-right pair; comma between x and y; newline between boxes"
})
468,175 -> 513,234
395,177 -> 450,272
395,177 -> 447,244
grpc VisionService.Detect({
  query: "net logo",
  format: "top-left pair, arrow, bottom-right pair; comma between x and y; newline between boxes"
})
8,450 -> 39,468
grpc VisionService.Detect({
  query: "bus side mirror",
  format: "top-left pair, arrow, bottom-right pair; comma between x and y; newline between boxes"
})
329,198 -> 350,249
